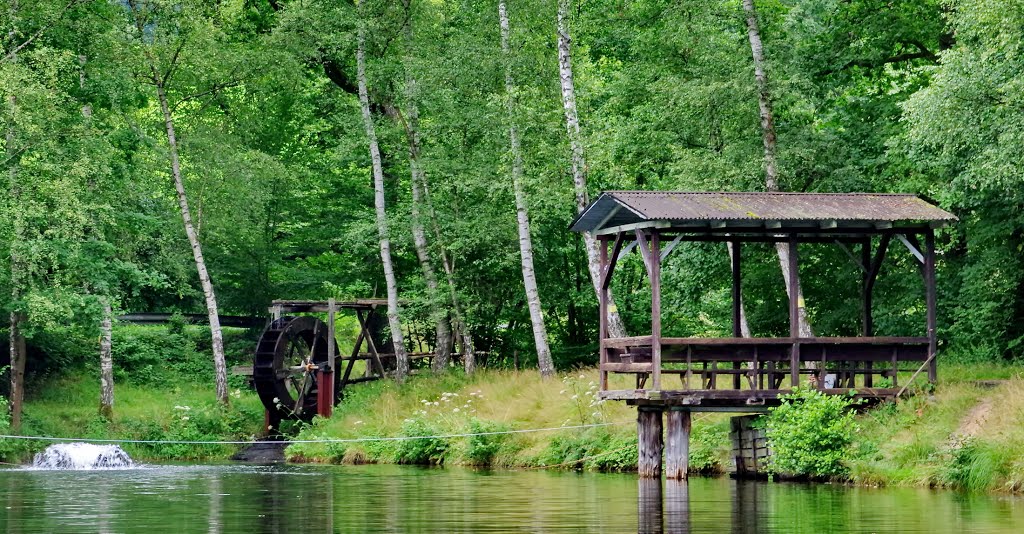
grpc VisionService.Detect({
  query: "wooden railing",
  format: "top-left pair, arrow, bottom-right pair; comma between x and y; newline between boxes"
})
599,336 -> 930,393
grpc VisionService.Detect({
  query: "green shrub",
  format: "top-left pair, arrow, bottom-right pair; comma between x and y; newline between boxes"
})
762,387 -> 860,478
393,419 -> 449,465
464,418 -> 509,465
689,421 -> 728,473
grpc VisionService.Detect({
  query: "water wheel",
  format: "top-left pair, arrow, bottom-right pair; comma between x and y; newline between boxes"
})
253,316 -> 337,421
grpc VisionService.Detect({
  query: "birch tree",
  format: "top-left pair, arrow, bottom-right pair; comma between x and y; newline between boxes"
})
499,0 -> 554,377
356,12 -> 410,381
743,0 -> 813,337
98,298 -> 114,418
397,2 -> 453,371
555,0 -> 627,338
124,0 -> 230,404
4,0 -> 27,431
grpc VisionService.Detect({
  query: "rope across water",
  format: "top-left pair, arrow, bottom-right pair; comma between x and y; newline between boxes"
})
0,421 -> 632,446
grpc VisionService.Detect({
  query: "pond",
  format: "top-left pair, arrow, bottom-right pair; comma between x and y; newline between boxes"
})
1,463 -> 1021,532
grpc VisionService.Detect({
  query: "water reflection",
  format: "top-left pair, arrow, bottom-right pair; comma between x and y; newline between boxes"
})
0,464 -> 1022,533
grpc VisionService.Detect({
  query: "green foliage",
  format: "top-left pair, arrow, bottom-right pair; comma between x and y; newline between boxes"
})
393,418 -> 449,465
464,417 -> 510,466
762,387 -> 860,478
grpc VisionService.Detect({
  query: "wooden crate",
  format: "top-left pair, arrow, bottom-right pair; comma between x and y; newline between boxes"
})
730,415 -> 770,476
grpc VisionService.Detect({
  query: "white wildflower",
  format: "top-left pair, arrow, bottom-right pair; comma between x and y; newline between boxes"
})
354,420 -> 364,425
453,408 -> 460,413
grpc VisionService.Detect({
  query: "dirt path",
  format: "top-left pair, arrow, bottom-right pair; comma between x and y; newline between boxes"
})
954,397 -> 993,440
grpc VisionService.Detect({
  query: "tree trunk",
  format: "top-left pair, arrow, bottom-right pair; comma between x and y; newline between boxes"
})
500,0 -> 555,378
742,0 -> 813,337
99,298 -> 114,419
398,27 -> 453,371
5,3 -> 26,430
556,0 -> 627,339
357,22 -> 410,381
154,81 -> 230,405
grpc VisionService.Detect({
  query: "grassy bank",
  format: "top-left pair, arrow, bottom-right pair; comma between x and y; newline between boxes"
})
288,363 -> 1024,493
288,370 -> 730,472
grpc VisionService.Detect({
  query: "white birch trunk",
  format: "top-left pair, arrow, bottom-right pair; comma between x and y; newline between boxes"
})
400,45 -> 454,370
556,0 -> 627,339
5,1 -> 26,430
743,0 -> 813,338
99,298 -> 114,419
357,23 -> 410,381
500,0 -> 555,377
155,81 -> 230,404
425,183 -> 476,374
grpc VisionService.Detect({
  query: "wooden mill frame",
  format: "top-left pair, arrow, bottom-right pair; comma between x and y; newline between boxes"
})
268,299 -> 392,419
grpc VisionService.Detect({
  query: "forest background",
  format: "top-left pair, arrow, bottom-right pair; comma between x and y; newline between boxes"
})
1,0 -> 1022,427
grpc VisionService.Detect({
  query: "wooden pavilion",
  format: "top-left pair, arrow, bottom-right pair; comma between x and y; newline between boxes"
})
570,191 -> 957,478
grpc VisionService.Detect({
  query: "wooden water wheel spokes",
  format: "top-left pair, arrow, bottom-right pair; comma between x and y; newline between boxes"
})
253,316 -> 333,421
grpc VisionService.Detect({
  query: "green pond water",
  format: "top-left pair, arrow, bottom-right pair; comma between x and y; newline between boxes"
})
1,463 -> 1022,533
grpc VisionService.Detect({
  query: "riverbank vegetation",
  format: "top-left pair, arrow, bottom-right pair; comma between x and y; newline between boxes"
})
286,362 -> 1024,493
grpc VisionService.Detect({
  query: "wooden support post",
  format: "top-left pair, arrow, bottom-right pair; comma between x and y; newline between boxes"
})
788,235 -> 800,387
731,240 -> 742,337
861,238 -> 872,337
925,230 -> 938,383
665,409 -> 691,480
731,240 -> 742,389
651,231 -> 662,391
599,236 -> 609,391
637,408 -> 664,478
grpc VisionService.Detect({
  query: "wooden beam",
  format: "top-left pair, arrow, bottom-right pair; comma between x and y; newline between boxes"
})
651,231 -> 663,391
616,239 -> 638,261
595,220 -> 671,236
599,237 -> 609,391
788,235 -> 800,387
635,229 -> 653,274
925,230 -> 937,383
731,241 -> 742,338
601,232 -> 626,290
660,233 -> 684,261
897,234 -> 924,264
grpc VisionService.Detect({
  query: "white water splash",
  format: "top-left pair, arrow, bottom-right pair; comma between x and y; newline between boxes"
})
32,443 -> 135,470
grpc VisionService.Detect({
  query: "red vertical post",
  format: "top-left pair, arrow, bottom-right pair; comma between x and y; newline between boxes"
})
318,298 -> 337,419
598,236 -> 609,391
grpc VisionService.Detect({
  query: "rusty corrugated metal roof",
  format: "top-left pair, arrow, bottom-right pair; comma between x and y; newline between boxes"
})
570,191 -> 957,233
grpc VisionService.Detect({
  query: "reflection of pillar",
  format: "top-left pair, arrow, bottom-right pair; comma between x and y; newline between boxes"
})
208,475 -> 222,534
731,480 -> 760,534
665,409 -> 691,479
664,478 -> 690,534
638,408 -> 664,478
325,470 -> 334,533
637,478 -> 663,534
